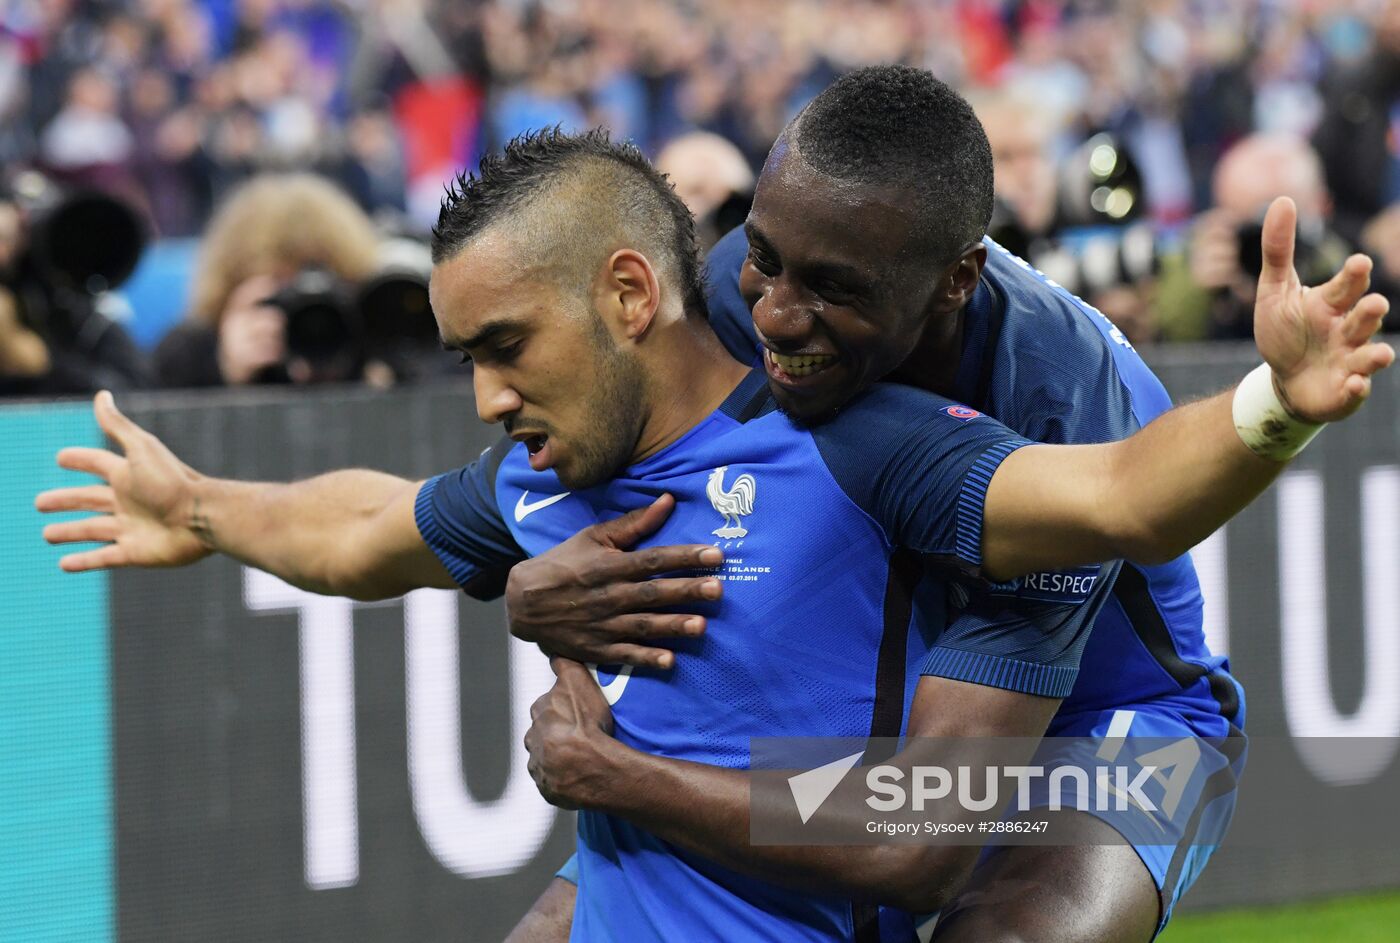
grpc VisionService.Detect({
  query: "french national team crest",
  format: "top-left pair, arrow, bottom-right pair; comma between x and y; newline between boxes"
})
707,466 -> 756,538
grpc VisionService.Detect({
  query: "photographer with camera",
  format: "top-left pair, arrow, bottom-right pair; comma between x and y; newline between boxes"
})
1158,133 -> 1353,341
0,173 -> 151,397
973,91 -> 1161,345
155,173 -> 444,389
154,173 -> 380,388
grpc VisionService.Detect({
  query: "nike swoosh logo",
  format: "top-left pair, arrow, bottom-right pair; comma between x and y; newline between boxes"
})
514,491 -> 571,522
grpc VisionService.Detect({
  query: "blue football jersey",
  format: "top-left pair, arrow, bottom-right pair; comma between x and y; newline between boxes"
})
706,228 -> 1241,724
416,369 -> 1115,941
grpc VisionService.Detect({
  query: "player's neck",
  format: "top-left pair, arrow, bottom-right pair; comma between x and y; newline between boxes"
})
889,308 -> 965,398
631,317 -> 752,463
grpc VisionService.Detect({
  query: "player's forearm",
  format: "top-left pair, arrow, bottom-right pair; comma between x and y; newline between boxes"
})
592,741 -> 966,912
1102,390 -> 1280,563
982,390 -> 1281,579
188,469 -> 419,598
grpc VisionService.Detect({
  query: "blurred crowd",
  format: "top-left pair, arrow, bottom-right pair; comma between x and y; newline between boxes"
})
2,0 -> 1400,395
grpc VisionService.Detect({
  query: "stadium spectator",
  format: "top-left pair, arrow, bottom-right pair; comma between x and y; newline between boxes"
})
974,88 -> 1160,344
152,173 -> 379,388
1314,0 -> 1400,243
973,90 -> 1059,240
39,66 -> 137,200
1158,133 -> 1351,341
336,107 -> 409,221
127,68 -> 211,237
655,131 -> 753,249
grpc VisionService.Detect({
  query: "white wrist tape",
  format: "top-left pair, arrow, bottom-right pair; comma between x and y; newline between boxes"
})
1232,363 -> 1324,461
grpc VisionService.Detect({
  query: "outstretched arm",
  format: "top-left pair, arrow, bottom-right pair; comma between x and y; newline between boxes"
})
979,197 -> 1394,580
36,391 -> 457,599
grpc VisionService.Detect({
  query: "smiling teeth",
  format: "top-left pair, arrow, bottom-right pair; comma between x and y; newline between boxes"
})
770,351 -> 837,377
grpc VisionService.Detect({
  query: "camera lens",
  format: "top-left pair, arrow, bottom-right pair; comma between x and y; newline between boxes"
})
268,270 -> 360,364
358,272 -> 434,345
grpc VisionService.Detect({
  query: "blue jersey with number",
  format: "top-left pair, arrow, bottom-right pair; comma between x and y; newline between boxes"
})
416,369 -> 1117,941
706,228 -> 1241,725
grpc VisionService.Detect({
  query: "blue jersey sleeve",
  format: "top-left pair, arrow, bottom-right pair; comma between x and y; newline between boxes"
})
922,560 -> 1120,698
414,436 -> 526,600
810,385 -> 1032,573
703,226 -> 761,364
812,384 -> 1110,699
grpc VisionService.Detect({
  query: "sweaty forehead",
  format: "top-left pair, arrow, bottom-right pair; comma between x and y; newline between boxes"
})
750,148 -> 923,269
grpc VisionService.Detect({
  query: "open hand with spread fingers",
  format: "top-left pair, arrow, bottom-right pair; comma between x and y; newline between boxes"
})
1254,196 -> 1396,423
34,391 -> 211,572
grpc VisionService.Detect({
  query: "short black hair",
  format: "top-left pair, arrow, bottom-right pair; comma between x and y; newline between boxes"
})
793,65 -> 994,265
433,127 -> 708,318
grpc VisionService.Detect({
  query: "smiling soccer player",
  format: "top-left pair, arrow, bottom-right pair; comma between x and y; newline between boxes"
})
505,67 -> 1393,943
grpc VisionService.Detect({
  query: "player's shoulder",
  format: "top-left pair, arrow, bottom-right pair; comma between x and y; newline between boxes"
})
807,383 -> 1018,489
707,223 -> 749,276
979,239 -> 1172,435
432,436 -> 544,525
827,382 -> 1003,435
807,382 -> 1030,551
982,239 -> 1137,364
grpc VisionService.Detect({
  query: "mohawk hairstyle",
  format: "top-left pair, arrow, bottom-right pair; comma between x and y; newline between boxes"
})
793,65 -> 994,265
432,127 -> 708,319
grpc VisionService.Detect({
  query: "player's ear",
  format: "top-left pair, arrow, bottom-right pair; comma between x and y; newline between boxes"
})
597,248 -> 661,341
929,242 -> 987,314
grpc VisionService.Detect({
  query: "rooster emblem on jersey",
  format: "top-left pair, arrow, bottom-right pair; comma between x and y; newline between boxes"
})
707,466 -> 756,538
